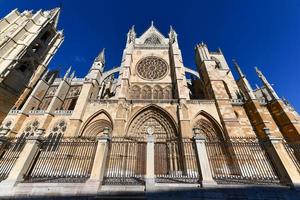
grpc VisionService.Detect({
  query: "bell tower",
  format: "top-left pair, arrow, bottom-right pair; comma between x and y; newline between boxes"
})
0,8 -> 64,122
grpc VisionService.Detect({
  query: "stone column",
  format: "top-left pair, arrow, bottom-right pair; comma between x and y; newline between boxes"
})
193,128 -> 216,187
263,128 -> 300,189
88,131 -> 110,183
84,131 -> 110,193
0,129 -> 45,188
146,133 -> 155,189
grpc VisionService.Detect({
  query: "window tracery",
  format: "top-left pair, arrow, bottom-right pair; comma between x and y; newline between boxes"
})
127,107 -> 177,139
131,85 -> 141,99
144,34 -> 161,45
141,85 -> 152,99
61,86 -> 82,110
23,120 -> 40,136
50,120 -> 67,135
136,56 -> 168,80
38,86 -> 58,110
194,117 -> 223,141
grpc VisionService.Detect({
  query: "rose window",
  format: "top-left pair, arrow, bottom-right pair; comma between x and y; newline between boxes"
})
136,56 -> 168,80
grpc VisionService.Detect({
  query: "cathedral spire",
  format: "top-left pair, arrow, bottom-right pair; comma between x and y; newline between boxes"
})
169,25 -> 177,44
255,66 -> 279,100
63,66 -> 71,80
49,7 -> 61,28
94,48 -> 105,65
42,69 -> 49,80
232,59 -> 245,78
127,25 -> 136,44
233,59 -> 256,100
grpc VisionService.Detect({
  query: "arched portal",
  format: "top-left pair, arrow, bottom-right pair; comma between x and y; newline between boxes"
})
127,106 -> 177,139
80,111 -> 113,138
127,106 -> 182,175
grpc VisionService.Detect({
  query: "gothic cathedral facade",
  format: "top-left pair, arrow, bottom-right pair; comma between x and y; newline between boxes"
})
0,8 -> 300,199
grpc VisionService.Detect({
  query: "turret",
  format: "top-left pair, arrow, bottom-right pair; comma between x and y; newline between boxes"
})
86,48 -> 105,82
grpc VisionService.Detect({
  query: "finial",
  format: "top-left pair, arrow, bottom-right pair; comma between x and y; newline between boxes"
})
255,84 -> 260,90
70,70 -> 75,80
151,20 -> 154,27
48,73 -> 56,84
42,69 -> 49,80
95,48 -> 105,65
63,66 -> 72,80
218,47 -> 223,54
232,59 -> 244,78
254,66 -> 262,76
254,66 -> 279,100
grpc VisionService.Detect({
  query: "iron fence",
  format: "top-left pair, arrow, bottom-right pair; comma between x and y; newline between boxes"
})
102,137 -> 146,185
0,137 -> 26,182
155,138 -> 199,183
205,138 -> 280,184
284,142 -> 300,173
24,137 -> 97,183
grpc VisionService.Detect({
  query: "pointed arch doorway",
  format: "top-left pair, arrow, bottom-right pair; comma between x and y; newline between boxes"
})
127,106 -> 183,179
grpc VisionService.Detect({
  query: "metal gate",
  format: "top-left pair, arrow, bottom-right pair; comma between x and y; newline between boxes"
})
155,138 -> 200,183
25,137 -> 97,183
206,138 -> 280,184
102,137 -> 146,185
0,136 -> 27,182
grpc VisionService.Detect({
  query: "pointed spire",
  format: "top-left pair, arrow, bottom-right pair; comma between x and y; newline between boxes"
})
69,70 -> 75,81
95,48 -> 105,65
42,69 -> 49,80
218,47 -> 223,54
63,66 -> 71,80
255,66 -> 279,100
169,25 -> 177,44
48,73 -> 56,84
232,59 -> 245,78
49,7 -> 61,28
151,20 -> 154,27
233,59 -> 256,100
128,25 -> 136,44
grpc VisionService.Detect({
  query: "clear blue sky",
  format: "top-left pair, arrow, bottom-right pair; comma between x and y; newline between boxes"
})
1,0 -> 300,111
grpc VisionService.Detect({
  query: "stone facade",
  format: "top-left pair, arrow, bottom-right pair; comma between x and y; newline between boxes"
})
0,8 -> 300,199
0,8 -> 63,123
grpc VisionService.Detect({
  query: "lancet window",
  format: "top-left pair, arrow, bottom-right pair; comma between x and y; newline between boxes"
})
38,86 -> 58,110
61,86 -> 82,110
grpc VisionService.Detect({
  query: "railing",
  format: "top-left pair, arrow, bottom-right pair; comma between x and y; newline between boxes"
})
231,99 -> 244,106
284,142 -> 300,173
8,110 -> 21,115
258,99 -> 268,105
54,110 -> 73,115
129,99 -> 179,104
28,110 -> 46,115
205,138 -> 280,184
0,137 -> 26,182
102,137 -> 146,185
24,138 -> 97,183
155,138 -> 199,183
187,100 -> 215,104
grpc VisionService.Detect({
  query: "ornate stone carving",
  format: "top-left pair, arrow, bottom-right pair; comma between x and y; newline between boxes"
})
144,34 -> 161,45
136,56 -> 168,80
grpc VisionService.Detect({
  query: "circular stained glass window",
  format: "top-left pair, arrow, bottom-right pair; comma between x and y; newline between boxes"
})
136,56 -> 168,80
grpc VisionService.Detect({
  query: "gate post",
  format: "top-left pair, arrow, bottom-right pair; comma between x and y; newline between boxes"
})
88,132 -> 110,183
146,133 -> 155,189
0,129 -> 44,188
193,131 -> 217,187
262,128 -> 300,189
